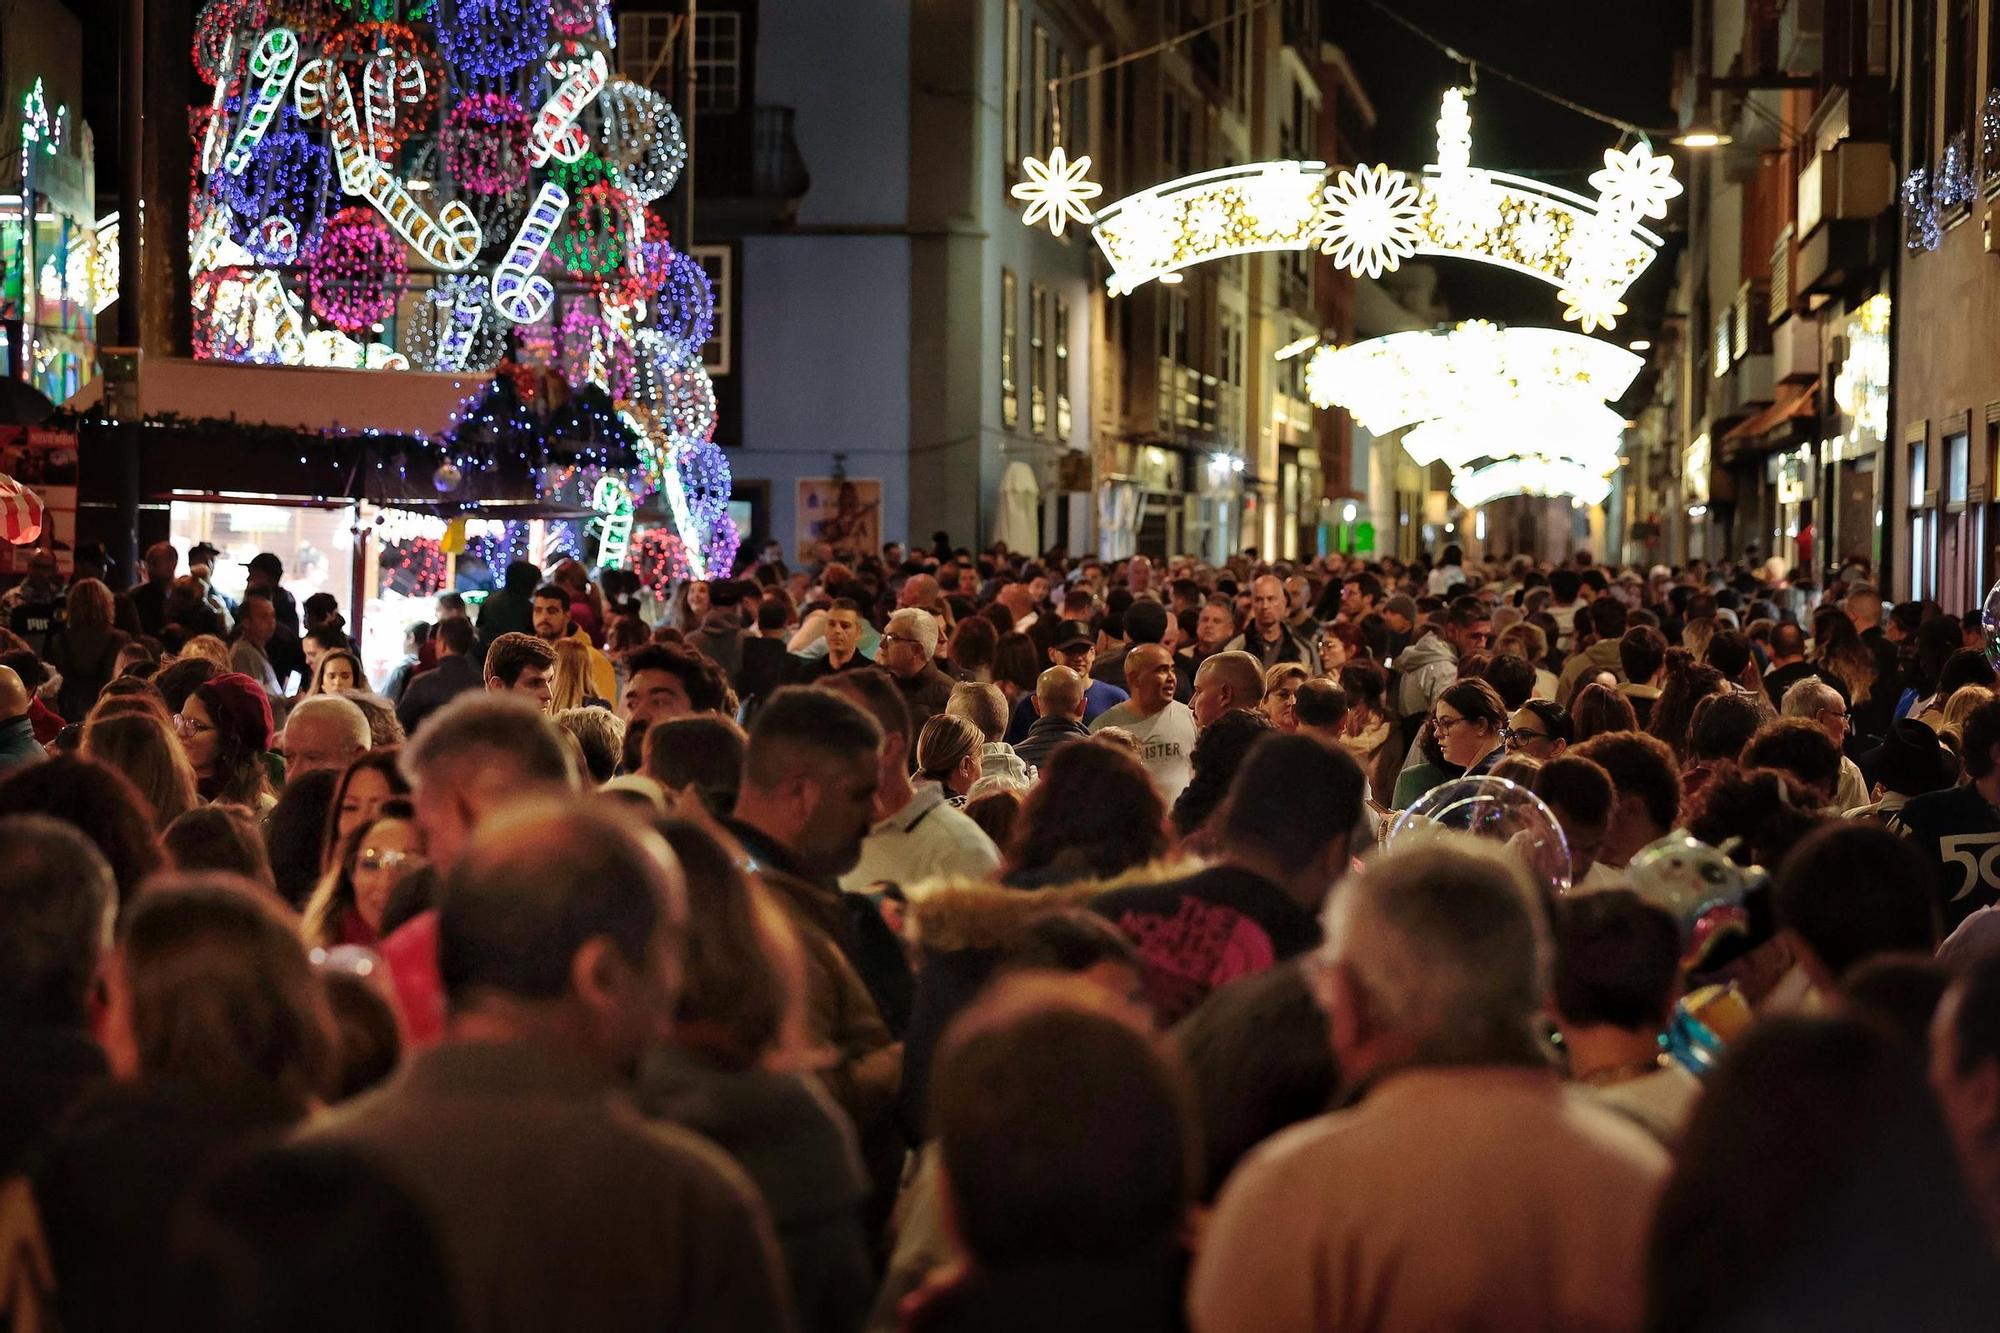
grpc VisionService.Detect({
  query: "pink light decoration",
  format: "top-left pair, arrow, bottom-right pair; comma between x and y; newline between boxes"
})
307,206 -> 405,332
441,93 -> 530,195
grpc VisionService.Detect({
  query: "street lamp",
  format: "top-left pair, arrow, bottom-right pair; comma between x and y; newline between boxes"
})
1672,117 -> 1734,149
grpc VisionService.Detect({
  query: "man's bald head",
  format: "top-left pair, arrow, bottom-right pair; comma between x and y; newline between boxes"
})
441,799 -> 686,1066
1124,644 -> 1177,713
0,665 -> 28,720
899,573 -> 942,610
1191,650 -> 1266,728
1036,665 -> 1087,720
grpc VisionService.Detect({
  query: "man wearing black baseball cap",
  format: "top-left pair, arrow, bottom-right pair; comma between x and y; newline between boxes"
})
1001,617 -> 1129,744
241,551 -> 305,688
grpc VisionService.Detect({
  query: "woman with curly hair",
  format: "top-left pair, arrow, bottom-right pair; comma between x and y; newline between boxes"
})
175,673 -> 276,812
1648,649 -> 1729,762
1004,739 -> 1170,888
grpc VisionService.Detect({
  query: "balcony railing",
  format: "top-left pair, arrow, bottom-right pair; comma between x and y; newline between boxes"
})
1769,225 -> 1793,324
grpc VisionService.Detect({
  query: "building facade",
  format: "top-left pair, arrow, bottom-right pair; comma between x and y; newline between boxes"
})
1892,0 -> 2000,607
636,0 -> 1340,562
1642,0 -> 1898,588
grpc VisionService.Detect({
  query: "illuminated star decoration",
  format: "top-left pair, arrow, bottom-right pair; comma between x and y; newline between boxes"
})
1012,146 -> 1103,236
1311,163 -> 1424,280
1588,143 -> 1684,222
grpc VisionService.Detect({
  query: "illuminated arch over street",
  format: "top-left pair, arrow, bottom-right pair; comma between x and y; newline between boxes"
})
1066,90 -> 1677,332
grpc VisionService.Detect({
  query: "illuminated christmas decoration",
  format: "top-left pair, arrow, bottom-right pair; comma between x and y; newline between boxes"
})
1074,90 -> 1672,330
551,179 -> 633,277
441,93 -> 531,195
223,29 -> 300,173
1312,162 -> 1425,280
1011,146 -> 1103,237
1902,167 -> 1941,253
596,77 -> 684,204
1451,456 -> 1613,510
432,0 -> 549,79
492,181 -> 567,322
588,474 -> 634,568
189,0 -> 740,577
1301,322 -> 1644,430
306,205 -> 404,331
529,46 -> 607,166
1588,142 -> 1684,222
1399,402 -> 1626,472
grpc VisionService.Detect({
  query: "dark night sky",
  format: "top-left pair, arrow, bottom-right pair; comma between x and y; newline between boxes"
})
1326,0 -> 1693,341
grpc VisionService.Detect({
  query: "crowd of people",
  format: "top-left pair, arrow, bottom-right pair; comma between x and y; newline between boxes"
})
4,530 -> 2000,1331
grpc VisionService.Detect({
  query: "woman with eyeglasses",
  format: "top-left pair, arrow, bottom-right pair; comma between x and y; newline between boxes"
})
1504,699 -> 1574,761
301,799 -> 425,949
1394,678 -> 1508,807
175,673 -> 277,813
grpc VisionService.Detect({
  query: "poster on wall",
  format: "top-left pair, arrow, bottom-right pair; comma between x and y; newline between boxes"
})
797,478 -> 881,561
0,425 -> 78,576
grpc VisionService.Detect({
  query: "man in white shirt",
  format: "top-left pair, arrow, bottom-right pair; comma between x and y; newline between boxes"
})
1089,644 -> 1197,804
1780,677 -> 1869,812
828,670 -> 999,898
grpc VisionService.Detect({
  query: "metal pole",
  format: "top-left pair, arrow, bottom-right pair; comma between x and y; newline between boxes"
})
682,0 -> 696,249
113,0 -> 146,586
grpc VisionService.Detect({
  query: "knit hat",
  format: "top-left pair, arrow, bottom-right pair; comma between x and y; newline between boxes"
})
1384,594 -> 1419,622
197,671 -> 275,756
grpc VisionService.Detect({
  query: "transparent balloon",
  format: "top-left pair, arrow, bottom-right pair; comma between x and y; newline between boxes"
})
1384,776 -> 1572,894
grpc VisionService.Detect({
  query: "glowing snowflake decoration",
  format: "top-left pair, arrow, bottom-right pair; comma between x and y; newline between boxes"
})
1514,211 -> 1563,264
1012,146 -> 1103,237
1312,163 -> 1425,279
1588,143 -> 1683,222
1185,193 -> 1232,247
1557,285 -> 1628,334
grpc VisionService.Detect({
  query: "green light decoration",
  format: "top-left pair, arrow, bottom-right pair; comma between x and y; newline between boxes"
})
551,180 -> 632,278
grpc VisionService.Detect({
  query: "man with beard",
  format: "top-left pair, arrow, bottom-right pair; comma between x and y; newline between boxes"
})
725,687 -> 903,1133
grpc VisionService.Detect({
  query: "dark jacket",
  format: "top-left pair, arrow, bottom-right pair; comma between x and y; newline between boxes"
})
639,1047 -> 873,1333
1224,620 -> 1316,670
1013,714 -> 1092,771
49,625 -> 129,722
893,662 -> 959,735
686,609 -> 747,684
395,653 -> 482,736
35,1079 -> 300,1333
737,636 -> 794,714
0,1022 -> 104,1175
719,820 -> 906,1124
473,583 -> 535,659
1763,658 -> 1848,708
130,578 -> 171,637
306,1040 -> 795,1333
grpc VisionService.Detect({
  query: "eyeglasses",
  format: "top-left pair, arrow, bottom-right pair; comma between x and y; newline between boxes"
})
356,849 -> 424,874
881,633 -> 923,648
1501,725 -> 1551,748
172,714 -> 215,738
1819,707 -> 1851,725
1432,714 -> 1470,734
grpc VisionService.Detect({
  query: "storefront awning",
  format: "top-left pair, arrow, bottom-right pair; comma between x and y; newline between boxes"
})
1722,381 -> 1818,446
